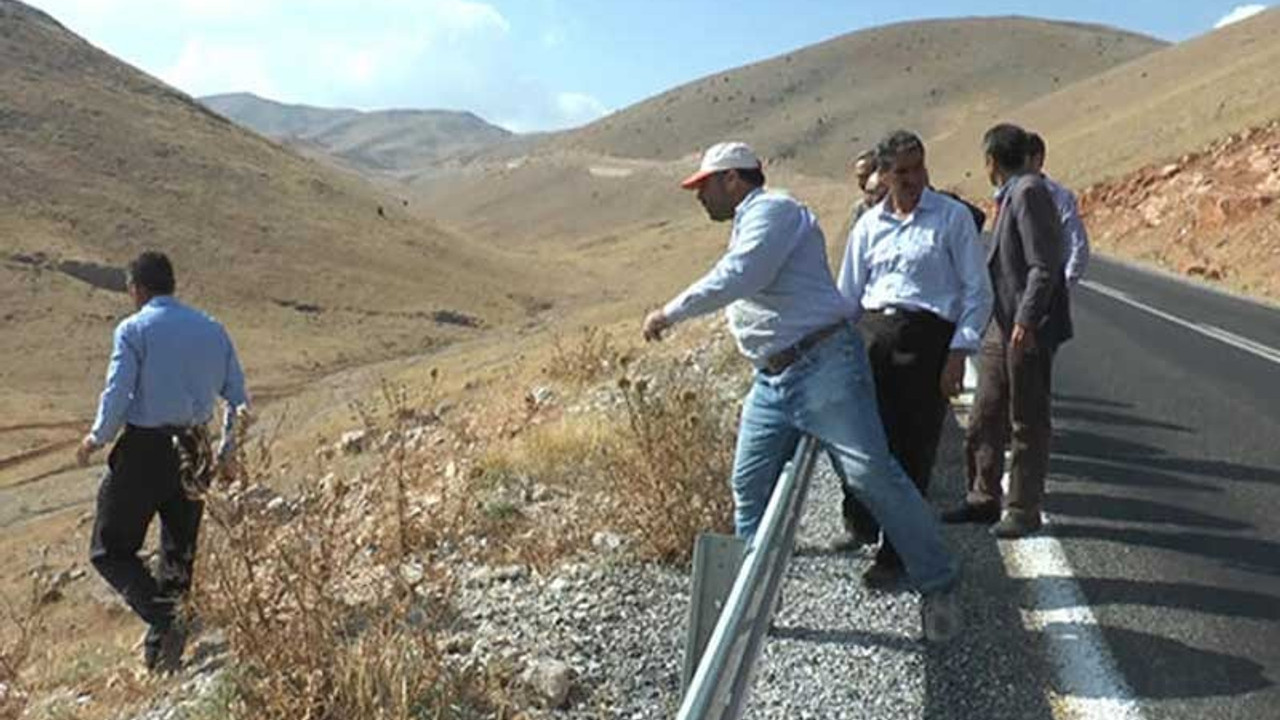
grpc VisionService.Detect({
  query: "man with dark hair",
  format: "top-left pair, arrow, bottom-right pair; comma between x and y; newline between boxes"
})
942,124 -> 1071,538
1026,132 -> 1090,284
642,141 -> 961,641
836,130 -> 992,584
77,250 -> 250,672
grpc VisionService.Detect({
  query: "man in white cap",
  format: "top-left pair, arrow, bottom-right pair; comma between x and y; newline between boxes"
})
642,141 -> 960,640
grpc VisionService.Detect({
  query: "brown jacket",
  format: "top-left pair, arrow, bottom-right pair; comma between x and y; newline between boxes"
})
988,172 -> 1072,348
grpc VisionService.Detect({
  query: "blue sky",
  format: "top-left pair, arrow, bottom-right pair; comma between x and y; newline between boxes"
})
31,1 -> 1272,132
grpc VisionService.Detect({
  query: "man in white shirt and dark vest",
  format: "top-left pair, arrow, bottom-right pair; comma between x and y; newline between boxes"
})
1027,132 -> 1090,285
837,130 -> 993,587
77,251 -> 250,673
641,141 -> 961,641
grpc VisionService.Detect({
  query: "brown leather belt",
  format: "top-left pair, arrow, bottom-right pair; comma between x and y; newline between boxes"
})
761,323 -> 845,375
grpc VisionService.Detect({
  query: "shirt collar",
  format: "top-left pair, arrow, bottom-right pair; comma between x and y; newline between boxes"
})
145,295 -> 177,309
734,187 -> 766,219
994,170 -> 1034,202
876,188 -> 938,220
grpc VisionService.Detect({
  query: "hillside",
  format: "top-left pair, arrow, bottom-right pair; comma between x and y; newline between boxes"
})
202,92 -> 514,173
555,16 -> 1165,178
927,8 -> 1280,194
0,0 -> 541,435
1079,118 -> 1280,300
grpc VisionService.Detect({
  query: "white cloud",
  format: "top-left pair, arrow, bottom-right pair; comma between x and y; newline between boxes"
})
555,92 -> 610,127
1214,4 -> 1269,28
163,39 -> 277,98
31,0 -> 604,131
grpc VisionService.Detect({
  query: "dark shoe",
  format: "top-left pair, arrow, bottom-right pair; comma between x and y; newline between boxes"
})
991,513 -> 1042,538
940,502 -> 1000,525
862,556 -> 906,591
921,584 -> 962,642
144,619 -> 188,674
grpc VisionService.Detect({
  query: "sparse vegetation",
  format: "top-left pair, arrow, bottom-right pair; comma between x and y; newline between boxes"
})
193,395 -> 506,720
0,578 -> 49,720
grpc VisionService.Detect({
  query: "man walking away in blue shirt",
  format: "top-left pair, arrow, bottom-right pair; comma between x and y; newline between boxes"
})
1027,132 -> 1090,285
76,251 -> 250,673
641,141 -> 961,641
836,131 -> 993,587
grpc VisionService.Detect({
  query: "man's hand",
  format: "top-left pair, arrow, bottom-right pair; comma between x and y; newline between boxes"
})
940,351 -> 967,398
234,405 -> 255,431
642,310 -> 671,343
1011,323 -> 1038,353
76,435 -> 100,467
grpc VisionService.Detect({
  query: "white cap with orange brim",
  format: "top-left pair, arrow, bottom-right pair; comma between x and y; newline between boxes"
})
680,141 -> 761,189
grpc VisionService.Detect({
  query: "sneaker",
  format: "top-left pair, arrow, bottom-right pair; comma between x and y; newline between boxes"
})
921,585 -> 961,642
940,502 -> 1001,525
990,513 -> 1042,539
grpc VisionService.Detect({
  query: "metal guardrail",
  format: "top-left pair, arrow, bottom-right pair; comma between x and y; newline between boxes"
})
676,435 -> 820,720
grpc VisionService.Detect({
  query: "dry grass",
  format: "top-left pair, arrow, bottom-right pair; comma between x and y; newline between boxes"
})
0,581 -> 47,720
486,331 -> 737,565
544,326 -> 626,387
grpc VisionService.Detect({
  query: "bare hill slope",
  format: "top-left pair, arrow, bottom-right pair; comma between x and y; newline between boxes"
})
556,16 -> 1164,178
202,92 -> 514,173
928,8 -> 1280,193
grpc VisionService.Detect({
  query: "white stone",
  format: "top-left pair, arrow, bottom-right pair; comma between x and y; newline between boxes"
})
339,429 -> 368,455
521,658 -> 573,709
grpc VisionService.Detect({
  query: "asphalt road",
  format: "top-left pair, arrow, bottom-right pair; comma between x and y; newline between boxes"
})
1046,256 -> 1280,718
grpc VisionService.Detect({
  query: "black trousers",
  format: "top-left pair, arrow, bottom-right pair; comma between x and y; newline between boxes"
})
89,426 -> 204,633
844,308 -> 956,565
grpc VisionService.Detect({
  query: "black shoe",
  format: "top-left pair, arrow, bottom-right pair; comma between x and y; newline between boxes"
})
862,557 -> 906,591
940,502 -> 1000,525
990,513 -> 1042,539
144,619 -> 188,674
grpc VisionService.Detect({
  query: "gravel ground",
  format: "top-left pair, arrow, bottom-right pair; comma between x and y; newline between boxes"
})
450,409 -> 1061,720
741,410 -> 1060,720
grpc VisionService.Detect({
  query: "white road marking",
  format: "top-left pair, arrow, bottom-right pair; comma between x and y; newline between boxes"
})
1000,513 -> 1147,720
951,408 -> 1148,719
1079,280 -> 1280,366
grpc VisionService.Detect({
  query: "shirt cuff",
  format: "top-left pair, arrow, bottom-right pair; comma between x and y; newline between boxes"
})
949,326 -> 982,352
662,296 -> 691,325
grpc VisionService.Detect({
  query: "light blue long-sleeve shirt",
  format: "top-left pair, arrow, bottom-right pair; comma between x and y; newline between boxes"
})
837,188 -> 993,352
1043,175 -> 1091,284
663,188 -> 857,365
90,296 -> 248,453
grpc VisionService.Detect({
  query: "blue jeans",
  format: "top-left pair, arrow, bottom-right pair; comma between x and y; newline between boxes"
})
731,325 -> 958,594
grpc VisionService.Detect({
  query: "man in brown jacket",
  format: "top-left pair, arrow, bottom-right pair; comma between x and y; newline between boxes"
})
942,123 -> 1071,538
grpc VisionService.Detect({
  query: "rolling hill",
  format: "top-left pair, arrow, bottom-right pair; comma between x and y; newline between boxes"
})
553,16 -> 1166,178
0,0 -> 541,431
201,92 -> 514,174
926,7 -> 1280,194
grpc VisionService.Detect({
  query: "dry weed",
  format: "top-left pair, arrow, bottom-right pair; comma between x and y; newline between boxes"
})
544,327 -> 627,386
193,386 -> 504,720
606,369 -> 735,562
0,581 -> 47,720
